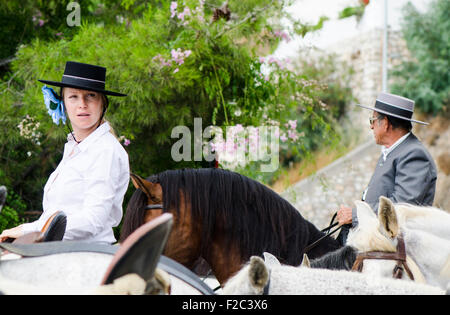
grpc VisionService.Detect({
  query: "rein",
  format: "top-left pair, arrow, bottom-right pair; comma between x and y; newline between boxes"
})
304,212 -> 342,253
351,234 -> 415,281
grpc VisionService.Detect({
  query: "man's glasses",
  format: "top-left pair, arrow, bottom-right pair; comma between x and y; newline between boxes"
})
369,116 -> 382,125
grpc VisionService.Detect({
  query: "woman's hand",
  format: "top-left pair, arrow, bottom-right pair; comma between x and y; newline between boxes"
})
0,225 -> 24,242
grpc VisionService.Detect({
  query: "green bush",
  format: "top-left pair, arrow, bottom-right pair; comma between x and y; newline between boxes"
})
391,0 -> 450,114
1,0 -> 342,210
0,188 -> 26,232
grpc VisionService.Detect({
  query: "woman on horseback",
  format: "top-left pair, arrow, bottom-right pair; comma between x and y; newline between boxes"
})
0,61 -> 130,243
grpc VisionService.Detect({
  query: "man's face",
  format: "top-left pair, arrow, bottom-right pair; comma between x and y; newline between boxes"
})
370,111 -> 387,145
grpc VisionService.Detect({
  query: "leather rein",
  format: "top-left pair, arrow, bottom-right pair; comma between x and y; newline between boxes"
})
304,212 -> 342,253
351,233 -> 415,280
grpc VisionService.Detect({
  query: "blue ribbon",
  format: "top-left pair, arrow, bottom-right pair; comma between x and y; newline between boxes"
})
42,85 -> 66,125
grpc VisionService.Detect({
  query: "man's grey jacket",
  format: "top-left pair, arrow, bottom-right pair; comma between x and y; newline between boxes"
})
353,133 -> 437,225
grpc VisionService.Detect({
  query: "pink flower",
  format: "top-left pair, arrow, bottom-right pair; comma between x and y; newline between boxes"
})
274,128 -> 280,138
288,120 -> 297,130
124,139 -> 131,146
170,2 -> 178,18
212,140 -> 225,154
288,130 -> 299,141
280,134 -> 288,142
234,124 -> 244,133
173,68 -> 179,73
274,30 -> 291,42
177,8 -> 190,21
281,32 -> 291,42
276,59 -> 285,69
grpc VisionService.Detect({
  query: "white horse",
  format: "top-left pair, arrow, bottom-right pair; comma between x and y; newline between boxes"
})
0,252 -> 210,295
346,197 -> 450,289
0,213 -> 214,295
221,254 -> 445,295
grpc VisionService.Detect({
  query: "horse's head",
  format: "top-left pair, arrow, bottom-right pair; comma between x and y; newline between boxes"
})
127,173 -> 202,269
221,256 -> 269,295
130,173 -> 164,222
346,197 -> 424,282
347,197 -> 398,253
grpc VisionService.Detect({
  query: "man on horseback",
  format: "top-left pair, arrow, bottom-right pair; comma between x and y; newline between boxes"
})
336,92 -> 437,244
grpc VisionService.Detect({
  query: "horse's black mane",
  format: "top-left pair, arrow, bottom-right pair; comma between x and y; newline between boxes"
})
310,246 -> 357,270
122,168 -> 340,265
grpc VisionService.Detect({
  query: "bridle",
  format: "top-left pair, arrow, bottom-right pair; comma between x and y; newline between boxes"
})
145,204 -> 164,210
351,233 -> 415,280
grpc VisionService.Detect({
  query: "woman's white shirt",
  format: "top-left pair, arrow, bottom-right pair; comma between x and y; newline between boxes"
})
22,122 -> 130,243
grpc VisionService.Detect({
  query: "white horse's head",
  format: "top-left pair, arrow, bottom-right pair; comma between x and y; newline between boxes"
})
221,256 -> 269,295
346,197 -> 426,283
347,197 -> 398,253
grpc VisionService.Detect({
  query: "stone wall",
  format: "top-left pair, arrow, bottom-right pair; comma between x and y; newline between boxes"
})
414,116 -> 450,211
325,28 -> 411,137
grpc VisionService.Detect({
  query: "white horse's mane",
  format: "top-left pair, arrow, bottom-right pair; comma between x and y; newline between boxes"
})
394,203 -> 450,239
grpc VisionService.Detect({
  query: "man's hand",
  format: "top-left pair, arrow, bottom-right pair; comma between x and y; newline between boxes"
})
337,205 -> 353,225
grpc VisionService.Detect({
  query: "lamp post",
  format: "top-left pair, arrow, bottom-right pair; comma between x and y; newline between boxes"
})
382,0 -> 388,92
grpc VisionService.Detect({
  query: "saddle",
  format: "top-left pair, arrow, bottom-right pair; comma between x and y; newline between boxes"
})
4,211 -> 67,244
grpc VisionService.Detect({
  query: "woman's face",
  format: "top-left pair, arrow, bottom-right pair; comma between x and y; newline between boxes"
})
63,87 -> 104,137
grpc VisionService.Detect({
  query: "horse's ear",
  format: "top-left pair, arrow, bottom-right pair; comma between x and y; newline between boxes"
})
130,173 -> 162,199
354,200 -> 377,227
378,196 -> 399,238
130,173 -> 143,189
249,256 -> 269,291
263,252 -> 281,268
301,254 -> 311,268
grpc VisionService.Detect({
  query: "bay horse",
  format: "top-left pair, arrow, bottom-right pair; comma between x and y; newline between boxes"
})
120,168 -> 341,285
